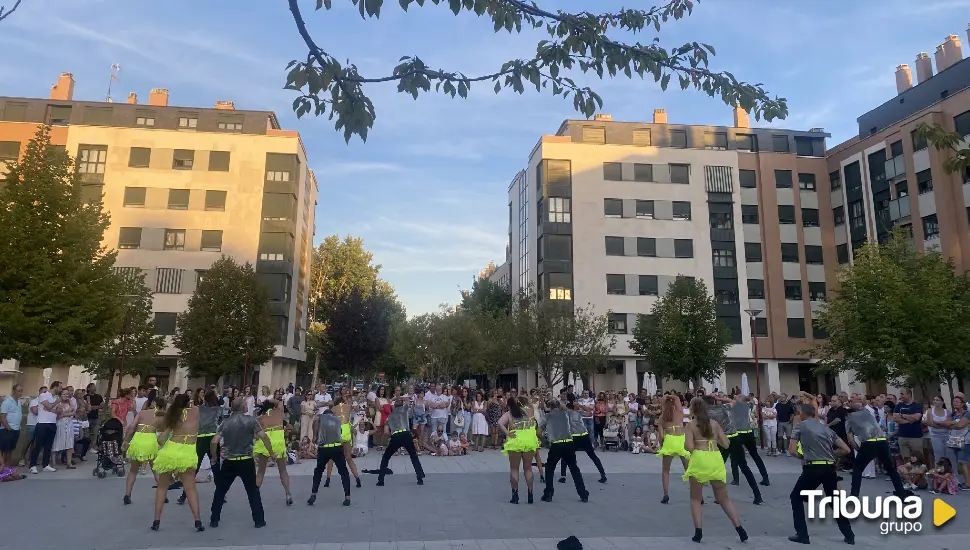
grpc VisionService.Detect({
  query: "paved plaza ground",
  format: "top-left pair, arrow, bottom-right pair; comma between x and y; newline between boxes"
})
2,451 -> 968,550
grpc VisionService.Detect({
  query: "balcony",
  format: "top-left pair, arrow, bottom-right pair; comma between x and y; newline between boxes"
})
885,155 -> 906,180
887,197 -> 910,221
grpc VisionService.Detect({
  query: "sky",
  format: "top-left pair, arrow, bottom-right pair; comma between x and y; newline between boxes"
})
2,0 -> 968,315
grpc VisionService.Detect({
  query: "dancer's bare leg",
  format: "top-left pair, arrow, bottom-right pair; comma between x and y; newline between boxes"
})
255,454 -> 268,487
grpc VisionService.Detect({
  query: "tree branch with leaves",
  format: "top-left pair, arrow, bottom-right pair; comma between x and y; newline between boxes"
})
284,0 -> 788,142
915,122 -> 970,177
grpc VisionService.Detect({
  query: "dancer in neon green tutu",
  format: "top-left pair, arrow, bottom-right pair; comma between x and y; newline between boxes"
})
683,397 -> 748,544
152,394 -> 204,533
498,396 -> 540,504
254,395 -> 293,505
122,396 -> 164,505
324,387 -> 362,489
657,395 -> 690,504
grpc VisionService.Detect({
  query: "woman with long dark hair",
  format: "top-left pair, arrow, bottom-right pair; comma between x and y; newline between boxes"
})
254,397 -> 294,505
498,396 -> 540,503
177,390 -> 221,506
152,393 -> 204,532
324,388 -> 362,489
683,397 -> 746,543
657,395 -> 690,503
123,396 -> 164,505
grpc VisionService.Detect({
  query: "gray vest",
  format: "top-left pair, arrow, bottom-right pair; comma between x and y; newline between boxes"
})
710,405 -> 736,435
567,409 -> 586,435
198,405 -> 220,435
544,410 -> 571,443
794,419 -> 839,463
846,409 -> 884,442
316,413 -> 343,446
731,402 -> 752,431
386,404 -> 410,433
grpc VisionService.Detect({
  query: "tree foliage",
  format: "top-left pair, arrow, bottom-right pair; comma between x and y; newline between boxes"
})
399,308 -> 483,383
805,231 -> 970,396
174,256 -> 276,380
461,276 -> 512,316
319,285 -> 398,378
284,0 -> 788,142
85,271 -> 165,397
0,126 -> 124,367
916,122 -> 970,176
629,276 -> 730,386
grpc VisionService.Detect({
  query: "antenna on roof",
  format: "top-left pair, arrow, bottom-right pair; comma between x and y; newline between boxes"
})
106,63 -> 121,102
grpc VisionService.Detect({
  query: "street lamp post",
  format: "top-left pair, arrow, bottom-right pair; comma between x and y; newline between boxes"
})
744,308 -> 764,448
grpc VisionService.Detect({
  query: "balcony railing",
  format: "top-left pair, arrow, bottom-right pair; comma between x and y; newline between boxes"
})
888,197 -> 910,221
885,155 -> 906,180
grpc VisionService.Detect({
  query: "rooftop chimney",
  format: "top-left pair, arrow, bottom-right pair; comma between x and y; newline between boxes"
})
127,92 -> 138,105
733,105 -> 749,128
214,100 -> 236,110
935,44 -> 947,72
944,34 -> 963,69
593,113 -> 611,121
148,88 -> 169,107
653,109 -> 667,124
895,64 -> 913,94
915,52 -> 934,83
49,72 -> 75,101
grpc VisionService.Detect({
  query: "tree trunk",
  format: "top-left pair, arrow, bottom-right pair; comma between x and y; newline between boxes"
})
105,368 -> 116,399
310,350 -> 320,389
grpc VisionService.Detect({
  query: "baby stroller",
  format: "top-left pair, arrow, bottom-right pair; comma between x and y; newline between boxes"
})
602,420 -> 622,452
93,417 -> 126,479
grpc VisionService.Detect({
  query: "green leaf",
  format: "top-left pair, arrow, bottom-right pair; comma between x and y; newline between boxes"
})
660,74 -> 671,91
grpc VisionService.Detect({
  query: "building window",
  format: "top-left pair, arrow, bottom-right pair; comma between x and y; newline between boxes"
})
604,198 -> 623,217
674,239 -> 694,258
911,128 -> 928,151
205,190 -> 227,211
955,110 -> 970,137
123,187 -> 146,207
1,101 -> 27,122
670,164 -> 690,184
772,135 -> 790,153
633,163 -> 653,182
605,236 -> 625,256
739,169 -> 757,188
135,109 -> 156,127
781,242 -> 799,262
118,227 -> 142,249
154,312 -> 178,336
128,147 -> 151,168
164,229 -> 186,251
778,205 -> 796,224
837,243 -> 849,264
741,205 -> 759,224
639,275 -> 658,296
637,237 -> 657,257
805,245 -> 823,264
608,313 -> 628,334
83,106 -> 112,126
0,140 -> 18,162
167,189 -> 190,210
582,126 -> 605,144
262,193 -> 295,221
798,173 -> 817,191
636,200 -> 654,219
916,169 -> 933,194
710,211 -> 733,229
774,169 -> 793,188
802,208 -> 820,227
606,274 -> 626,295
178,115 -> 198,129
548,197 -> 570,222
705,131 -> 728,150
787,318 -> 806,338
737,133 -> 758,152
603,162 -> 622,181
267,170 -> 291,182
201,230 -> 223,252
669,130 -> 687,148
922,214 -> 940,239
217,119 -> 244,132
848,200 -> 865,230
77,145 -> 107,182
809,282 -> 827,301
896,181 -> 909,197
830,170 -> 842,190
715,289 -> 739,305
209,151 -> 230,172
672,201 -> 692,221
259,232 -> 292,261
753,317 -> 768,337
795,136 -> 823,157
712,248 -> 734,266
833,206 -> 845,225
890,140 -> 904,158
46,105 -> 72,125
536,198 -> 544,225
155,268 -> 183,294
195,269 -> 208,286
633,128 -> 652,146
547,272 -> 572,301
744,242 -> 762,262
812,319 -> 829,340
173,149 -> 195,170
747,279 -> 765,299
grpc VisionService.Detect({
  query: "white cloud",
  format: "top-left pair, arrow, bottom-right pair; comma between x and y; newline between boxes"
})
328,162 -> 405,174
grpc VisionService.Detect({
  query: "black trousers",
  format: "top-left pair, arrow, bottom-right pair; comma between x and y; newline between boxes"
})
378,431 -> 425,483
314,445 -> 350,495
721,436 -> 762,500
731,431 -> 769,482
791,464 -> 854,539
29,423 -> 56,468
562,434 -> 605,477
210,458 -> 264,525
850,440 -> 906,496
181,435 -> 219,499
544,441 -> 587,499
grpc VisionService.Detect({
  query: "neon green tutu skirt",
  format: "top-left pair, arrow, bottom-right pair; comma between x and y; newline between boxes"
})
341,423 -> 352,443
254,428 -> 285,457
657,433 -> 690,458
126,432 -> 159,462
503,428 -> 540,454
153,441 -> 197,475
682,449 -> 726,485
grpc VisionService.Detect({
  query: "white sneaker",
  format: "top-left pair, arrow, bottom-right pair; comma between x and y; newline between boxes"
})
29,466 -> 38,474
43,465 -> 57,472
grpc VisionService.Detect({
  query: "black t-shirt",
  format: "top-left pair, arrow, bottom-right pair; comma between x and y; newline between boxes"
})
87,394 -> 104,420
826,406 -> 848,437
775,402 -> 795,423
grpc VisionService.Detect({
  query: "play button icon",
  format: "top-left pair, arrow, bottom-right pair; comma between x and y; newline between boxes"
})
933,499 -> 956,527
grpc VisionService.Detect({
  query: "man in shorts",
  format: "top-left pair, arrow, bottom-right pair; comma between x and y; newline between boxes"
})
893,388 -> 924,461
0,385 -> 25,470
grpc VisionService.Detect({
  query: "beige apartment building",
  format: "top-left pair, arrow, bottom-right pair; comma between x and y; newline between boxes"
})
0,73 -> 317,396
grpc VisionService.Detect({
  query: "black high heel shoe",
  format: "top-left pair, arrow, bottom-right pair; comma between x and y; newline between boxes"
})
356,477 -> 361,488
123,495 -> 131,505
195,520 -> 205,532
510,490 -> 519,504
150,520 -> 160,531
527,491 -> 534,504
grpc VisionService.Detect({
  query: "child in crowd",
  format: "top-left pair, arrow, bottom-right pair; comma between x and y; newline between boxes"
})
897,455 -> 927,490
929,458 -> 959,495
448,432 -> 462,456
353,421 -> 371,458
630,426 -> 645,454
299,436 -> 316,460
458,432 -> 470,455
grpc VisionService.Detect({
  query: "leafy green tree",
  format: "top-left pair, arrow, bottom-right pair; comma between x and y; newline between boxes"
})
806,230 -> 970,397
461,276 -> 512,316
472,309 -> 520,389
0,126 -> 124,368
399,308 -> 485,384
915,122 -> 970,176
319,285 -> 398,380
85,271 -> 165,398
174,256 -> 276,384
629,276 -> 730,387
284,0 -> 788,141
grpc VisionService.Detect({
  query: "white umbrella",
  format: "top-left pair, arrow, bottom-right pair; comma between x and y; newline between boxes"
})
647,373 -> 658,396
741,373 -> 750,396
572,373 -> 584,395
687,378 -> 693,392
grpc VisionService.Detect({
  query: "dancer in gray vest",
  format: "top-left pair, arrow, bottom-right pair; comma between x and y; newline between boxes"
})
706,395 -> 763,504
309,410 -> 351,507
209,399 -> 273,528
560,397 -> 606,484
540,400 -> 588,503
727,395 -> 769,487
377,397 -> 425,486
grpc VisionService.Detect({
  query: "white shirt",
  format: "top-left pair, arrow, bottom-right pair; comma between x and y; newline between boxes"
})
315,392 -> 332,414
428,392 -> 449,420
579,398 -> 594,418
36,392 -> 57,424
26,398 -> 38,426
245,395 -> 256,416
134,396 -> 148,413
761,406 -> 777,427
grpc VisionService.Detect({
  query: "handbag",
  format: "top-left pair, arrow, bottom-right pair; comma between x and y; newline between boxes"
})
453,414 -> 466,427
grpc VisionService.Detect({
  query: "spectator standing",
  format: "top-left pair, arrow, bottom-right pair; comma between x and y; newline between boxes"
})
427,383 -> 448,444
0,384 -> 24,471
314,383 -> 332,416
774,395 -> 795,455
19,389 -> 40,466
300,390 -> 317,443
29,381 -> 61,474
923,396 -> 949,468
946,395 -> 970,489
51,388 -> 77,469
761,402 -> 778,456
894,389 -> 924,462
85,383 -> 104,446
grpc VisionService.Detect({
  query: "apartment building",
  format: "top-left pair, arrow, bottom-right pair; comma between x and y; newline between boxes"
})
502,108 -> 836,396
824,29 -> 970,400
0,73 -> 317,395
